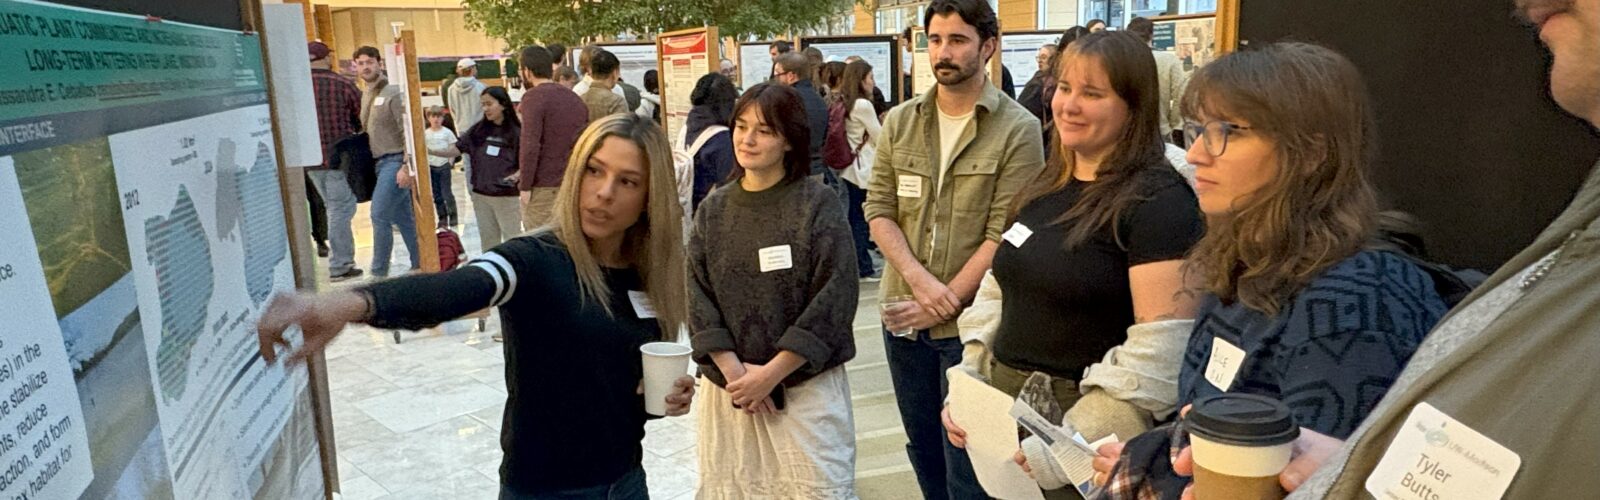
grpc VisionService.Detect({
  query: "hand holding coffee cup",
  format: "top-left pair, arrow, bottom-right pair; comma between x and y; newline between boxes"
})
640,342 -> 694,416
1185,393 -> 1299,500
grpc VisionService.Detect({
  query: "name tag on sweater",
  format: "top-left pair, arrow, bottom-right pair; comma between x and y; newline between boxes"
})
627,291 -> 656,319
1203,337 -> 1246,391
486,145 -> 501,157
758,245 -> 793,273
1366,402 -> 1521,500
1002,222 -> 1033,247
372,96 -> 386,106
897,175 -> 923,198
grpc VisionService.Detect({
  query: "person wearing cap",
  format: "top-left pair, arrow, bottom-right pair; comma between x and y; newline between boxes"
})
308,41 -> 364,281
448,57 -> 489,146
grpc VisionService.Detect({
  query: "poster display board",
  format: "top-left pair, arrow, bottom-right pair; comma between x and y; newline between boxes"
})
910,28 -> 934,97
1000,31 -> 1061,88
800,35 -> 902,105
657,28 -> 718,144
0,1 -> 324,498
1152,14 -> 1216,80
571,43 -> 658,91
739,42 -> 773,90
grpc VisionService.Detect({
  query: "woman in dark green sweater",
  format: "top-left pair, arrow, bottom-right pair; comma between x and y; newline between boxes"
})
689,83 -> 860,498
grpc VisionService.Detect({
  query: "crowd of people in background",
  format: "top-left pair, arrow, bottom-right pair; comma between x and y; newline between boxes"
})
272,0 -> 1600,496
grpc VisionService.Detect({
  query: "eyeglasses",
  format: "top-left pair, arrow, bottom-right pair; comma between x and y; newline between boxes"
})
1183,120 -> 1253,157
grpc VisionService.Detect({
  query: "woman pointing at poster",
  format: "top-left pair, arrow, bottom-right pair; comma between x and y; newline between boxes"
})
256,114 -> 696,500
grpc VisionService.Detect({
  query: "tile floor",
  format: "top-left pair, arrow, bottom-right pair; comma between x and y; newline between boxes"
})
310,170 -> 920,499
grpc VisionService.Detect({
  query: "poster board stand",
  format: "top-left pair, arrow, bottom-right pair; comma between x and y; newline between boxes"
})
398,30 -> 441,274
999,30 -> 1062,88
657,27 -> 720,145
799,35 -> 904,106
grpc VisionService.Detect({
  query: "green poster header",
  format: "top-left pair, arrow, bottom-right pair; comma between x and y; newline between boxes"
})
0,0 -> 265,122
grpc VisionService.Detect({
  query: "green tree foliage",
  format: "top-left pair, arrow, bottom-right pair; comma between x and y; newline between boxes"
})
463,0 -> 860,47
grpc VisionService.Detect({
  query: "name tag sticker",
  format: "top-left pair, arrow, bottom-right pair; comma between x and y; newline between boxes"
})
897,175 -> 923,198
486,145 -> 501,157
1365,402 -> 1521,500
1002,222 -> 1033,247
627,291 -> 656,319
758,245 -> 794,273
372,96 -> 386,106
1203,337 -> 1246,391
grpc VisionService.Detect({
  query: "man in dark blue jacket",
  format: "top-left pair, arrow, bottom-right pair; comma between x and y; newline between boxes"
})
773,52 -> 831,177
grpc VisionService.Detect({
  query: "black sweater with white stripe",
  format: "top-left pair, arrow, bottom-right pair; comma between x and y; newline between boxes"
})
361,232 -> 661,494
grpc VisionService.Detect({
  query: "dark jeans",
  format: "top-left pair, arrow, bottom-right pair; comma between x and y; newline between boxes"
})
305,174 -> 327,244
843,181 -> 875,277
885,329 -> 988,499
499,467 -> 648,500
431,165 -> 458,224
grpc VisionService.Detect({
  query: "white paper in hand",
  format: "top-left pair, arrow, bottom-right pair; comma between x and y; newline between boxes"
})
949,370 -> 1046,500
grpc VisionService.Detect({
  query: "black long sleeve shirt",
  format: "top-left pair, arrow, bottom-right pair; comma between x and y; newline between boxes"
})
362,233 -> 662,495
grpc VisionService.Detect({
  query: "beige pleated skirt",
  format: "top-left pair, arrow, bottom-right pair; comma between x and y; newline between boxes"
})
695,366 -> 858,500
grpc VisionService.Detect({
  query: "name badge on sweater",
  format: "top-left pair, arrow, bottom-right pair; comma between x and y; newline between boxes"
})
897,175 -> 923,198
1366,402 -> 1521,500
486,145 -> 501,157
1203,337 -> 1246,391
758,245 -> 793,273
372,96 -> 386,106
627,291 -> 656,319
1002,222 -> 1033,247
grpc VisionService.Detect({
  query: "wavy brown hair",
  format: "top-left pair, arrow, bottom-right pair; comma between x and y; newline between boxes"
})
1010,31 -> 1171,249
1181,42 -> 1379,315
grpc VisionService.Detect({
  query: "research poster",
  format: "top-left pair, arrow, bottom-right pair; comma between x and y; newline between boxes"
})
1152,15 -> 1216,77
659,30 -> 713,143
804,38 -> 898,104
739,43 -> 772,90
1001,32 -> 1061,88
0,1 -> 324,498
911,29 -> 934,97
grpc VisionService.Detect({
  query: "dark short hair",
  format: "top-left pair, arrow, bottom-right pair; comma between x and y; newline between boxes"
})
729,83 -> 811,184
924,0 -> 999,41
519,45 -> 554,79
548,43 -> 568,65
1126,17 -> 1155,43
353,45 -> 381,61
770,40 -> 793,53
591,49 -> 620,77
774,52 -> 813,81
644,69 -> 659,94
556,66 -> 579,82
690,72 -> 739,124
902,26 -> 914,41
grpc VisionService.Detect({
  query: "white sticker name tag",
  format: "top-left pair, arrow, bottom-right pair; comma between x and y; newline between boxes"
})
1203,337 -> 1246,391
897,175 -> 923,198
372,96 -> 386,106
627,291 -> 656,319
758,245 -> 794,273
486,145 -> 501,157
1366,402 -> 1521,500
1002,222 -> 1033,247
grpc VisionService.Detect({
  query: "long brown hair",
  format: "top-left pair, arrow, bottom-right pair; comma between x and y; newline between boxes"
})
1011,31 -> 1171,249
1182,42 -> 1379,315
836,60 -> 874,106
540,113 -> 688,339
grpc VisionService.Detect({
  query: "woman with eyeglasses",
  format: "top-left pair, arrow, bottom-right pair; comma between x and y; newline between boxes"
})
1083,42 -> 1451,498
940,31 -> 1204,498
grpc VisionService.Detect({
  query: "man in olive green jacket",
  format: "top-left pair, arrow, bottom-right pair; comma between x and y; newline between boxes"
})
1195,0 -> 1600,498
862,0 -> 1044,497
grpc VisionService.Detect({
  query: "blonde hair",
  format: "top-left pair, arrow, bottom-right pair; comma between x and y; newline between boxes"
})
537,113 -> 687,338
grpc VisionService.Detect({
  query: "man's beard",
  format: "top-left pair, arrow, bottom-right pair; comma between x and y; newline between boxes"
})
934,59 -> 979,86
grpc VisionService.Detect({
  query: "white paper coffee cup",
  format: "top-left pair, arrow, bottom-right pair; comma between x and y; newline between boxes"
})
640,342 -> 693,416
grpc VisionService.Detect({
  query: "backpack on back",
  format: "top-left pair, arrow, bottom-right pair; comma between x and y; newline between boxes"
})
822,99 -> 861,170
672,125 -> 729,237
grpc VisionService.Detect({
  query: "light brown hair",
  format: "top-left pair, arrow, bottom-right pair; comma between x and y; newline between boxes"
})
1181,42 -> 1379,315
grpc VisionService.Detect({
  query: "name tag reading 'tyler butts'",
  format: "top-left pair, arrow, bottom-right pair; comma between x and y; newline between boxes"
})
1366,402 -> 1521,500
